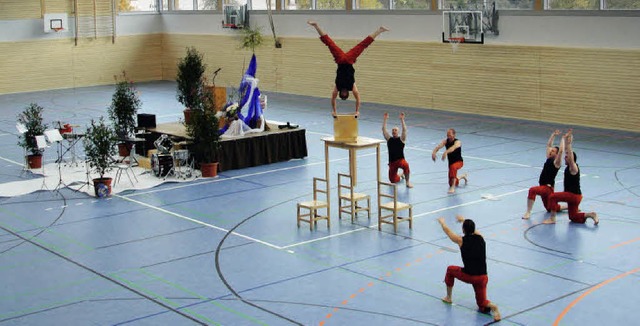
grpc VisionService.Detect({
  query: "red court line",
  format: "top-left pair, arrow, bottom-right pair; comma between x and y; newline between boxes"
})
609,237 -> 640,249
553,267 -> 640,325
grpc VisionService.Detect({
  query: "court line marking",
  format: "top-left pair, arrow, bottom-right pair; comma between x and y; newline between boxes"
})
116,194 -> 284,250
282,188 -> 528,249
552,266 -> 640,326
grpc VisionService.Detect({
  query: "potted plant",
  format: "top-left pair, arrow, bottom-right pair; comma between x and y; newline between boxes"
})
108,71 -> 142,157
176,46 -> 206,124
83,117 -> 118,197
239,25 -> 264,54
17,103 -> 48,169
185,93 -> 221,178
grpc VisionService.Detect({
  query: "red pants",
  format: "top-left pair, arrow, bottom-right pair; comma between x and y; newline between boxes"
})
448,161 -> 464,187
320,35 -> 374,65
548,192 -> 586,223
388,159 -> 410,183
444,266 -> 491,310
528,185 -> 559,212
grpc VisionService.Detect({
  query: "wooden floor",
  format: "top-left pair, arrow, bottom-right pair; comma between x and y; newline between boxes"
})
0,81 -> 639,325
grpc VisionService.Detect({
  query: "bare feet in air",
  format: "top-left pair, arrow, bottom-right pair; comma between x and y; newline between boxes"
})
379,26 -> 390,33
307,20 -> 317,27
542,217 -> 556,224
522,211 -> 531,220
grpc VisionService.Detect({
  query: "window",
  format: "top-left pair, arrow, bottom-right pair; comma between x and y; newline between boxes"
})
285,0 -> 315,9
393,0 -> 430,9
547,0 -> 599,9
120,0 -> 160,12
199,0 -> 219,9
356,0 -> 390,9
605,0 -> 640,8
317,0 -> 347,9
441,0 -> 533,9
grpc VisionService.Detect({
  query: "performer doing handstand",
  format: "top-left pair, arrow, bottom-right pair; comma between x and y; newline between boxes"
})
308,20 -> 389,117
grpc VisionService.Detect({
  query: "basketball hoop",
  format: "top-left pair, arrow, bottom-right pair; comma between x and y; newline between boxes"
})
448,37 -> 464,53
52,27 -> 64,33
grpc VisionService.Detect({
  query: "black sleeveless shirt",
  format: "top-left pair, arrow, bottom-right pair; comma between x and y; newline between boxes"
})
335,64 -> 355,91
445,138 -> 463,165
461,234 -> 487,276
564,166 -> 581,195
387,137 -> 405,163
539,158 -> 560,187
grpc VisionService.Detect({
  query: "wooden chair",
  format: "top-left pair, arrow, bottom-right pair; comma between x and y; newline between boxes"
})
297,177 -> 330,230
378,181 -> 413,232
338,173 -> 370,223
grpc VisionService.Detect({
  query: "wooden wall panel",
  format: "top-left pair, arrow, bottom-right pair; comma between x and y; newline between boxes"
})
0,35 -> 162,94
0,32 -> 638,132
0,1 -> 42,19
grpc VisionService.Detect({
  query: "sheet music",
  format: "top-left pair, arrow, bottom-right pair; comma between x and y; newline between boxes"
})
35,135 -> 48,149
44,129 -> 63,143
16,123 -> 27,134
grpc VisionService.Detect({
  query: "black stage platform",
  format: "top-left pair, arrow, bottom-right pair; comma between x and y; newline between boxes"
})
147,121 -> 308,172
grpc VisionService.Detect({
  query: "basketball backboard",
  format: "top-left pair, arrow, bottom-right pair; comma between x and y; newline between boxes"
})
442,10 -> 484,44
44,13 -> 68,33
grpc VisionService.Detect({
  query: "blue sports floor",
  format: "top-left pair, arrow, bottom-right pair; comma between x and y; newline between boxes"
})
1,82 -> 639,325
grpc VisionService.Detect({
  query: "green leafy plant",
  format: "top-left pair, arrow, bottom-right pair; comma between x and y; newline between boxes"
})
239,26 -> 264,54
176,47 -> 207,110
17,103 -> 48,156
108,71 -> 141,139
83,117 -> 118,179
185,92 -> 220,164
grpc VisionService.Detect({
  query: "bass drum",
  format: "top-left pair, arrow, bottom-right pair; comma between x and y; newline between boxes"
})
151,153 -> 173,177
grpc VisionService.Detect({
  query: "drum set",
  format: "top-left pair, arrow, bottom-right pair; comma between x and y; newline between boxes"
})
150,134 -> 194,179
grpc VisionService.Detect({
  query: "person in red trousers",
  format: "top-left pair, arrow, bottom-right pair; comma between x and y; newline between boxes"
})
308,20 -> 389,117
382,112 -> 413,188
432,128 -> 467,194
523,129 -> 564,220
438,215 -> 501,322
543,130 -> 599,225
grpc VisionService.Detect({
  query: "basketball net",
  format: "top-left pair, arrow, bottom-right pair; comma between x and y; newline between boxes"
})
449,36 -> 464,54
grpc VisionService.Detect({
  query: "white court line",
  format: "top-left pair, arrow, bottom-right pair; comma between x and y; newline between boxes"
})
0,156 -> 25,166
282,188 -> 530,249
116,194 -> 284,250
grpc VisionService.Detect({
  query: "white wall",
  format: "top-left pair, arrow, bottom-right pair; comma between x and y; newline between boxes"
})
1,11 -> 639,49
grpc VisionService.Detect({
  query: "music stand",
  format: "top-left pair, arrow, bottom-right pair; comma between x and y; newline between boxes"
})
44,129 -> 66,193
35,135 -> 50,190
16,123 -> 29,174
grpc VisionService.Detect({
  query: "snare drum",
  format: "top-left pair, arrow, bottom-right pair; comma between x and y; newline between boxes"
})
151,153 -> 173,177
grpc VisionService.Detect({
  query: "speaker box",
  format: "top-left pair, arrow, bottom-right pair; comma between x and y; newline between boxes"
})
137,113 -> 156,129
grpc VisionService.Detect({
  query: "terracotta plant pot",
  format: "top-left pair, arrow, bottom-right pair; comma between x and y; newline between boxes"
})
27,154 -> 43,169
200,162 -> 219,178
118,142 -> 132,157
183,108 -> 192,125
93,177 -> 113,197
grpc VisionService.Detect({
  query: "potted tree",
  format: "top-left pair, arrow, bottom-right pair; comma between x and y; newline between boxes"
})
17,103 -> 48,169
176,46 -> 206,124
83,117 -> 118,197
108,71 -> 142,157
185,93 -> 221,178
